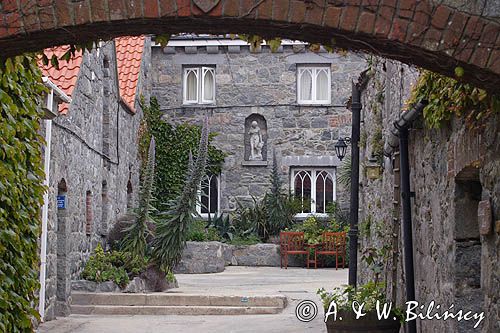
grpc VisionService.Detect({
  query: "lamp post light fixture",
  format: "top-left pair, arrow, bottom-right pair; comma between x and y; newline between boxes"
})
334,137 -> 351,161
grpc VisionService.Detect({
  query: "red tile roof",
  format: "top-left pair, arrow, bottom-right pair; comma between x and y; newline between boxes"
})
40,46 -> 83,115
115,36 -> 145,113
40,37 -> 144,115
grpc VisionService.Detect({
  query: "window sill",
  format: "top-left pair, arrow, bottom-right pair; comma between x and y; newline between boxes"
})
296,103 -> 332,107
242,160 -> 268,167
182,103 -> 217,108
294,213 -> 330,221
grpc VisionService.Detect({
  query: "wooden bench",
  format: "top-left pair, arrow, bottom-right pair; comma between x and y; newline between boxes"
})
279,231 -> 308,269
317,231 -> 347,269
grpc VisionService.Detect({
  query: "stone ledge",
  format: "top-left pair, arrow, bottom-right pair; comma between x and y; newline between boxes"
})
241,160 -> 268,167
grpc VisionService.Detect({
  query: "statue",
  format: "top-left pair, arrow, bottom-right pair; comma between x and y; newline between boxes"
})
248,120 -> 264,160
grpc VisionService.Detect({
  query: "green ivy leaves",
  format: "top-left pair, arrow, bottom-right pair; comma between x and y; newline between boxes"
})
407,70 -> 500,129
138,97 -> 226,211
0,55 -> 46,332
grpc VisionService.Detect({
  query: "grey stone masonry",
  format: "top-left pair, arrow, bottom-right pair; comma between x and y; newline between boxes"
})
40,38 -> 151,321
357,58 -> 499,333
152,39 -> 367,213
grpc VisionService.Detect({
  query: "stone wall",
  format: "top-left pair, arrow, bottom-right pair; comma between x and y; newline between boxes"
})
357,58 -> 499,333
41,38 -> 151,320
151,40 -> 367,213
174,241 -> 305,274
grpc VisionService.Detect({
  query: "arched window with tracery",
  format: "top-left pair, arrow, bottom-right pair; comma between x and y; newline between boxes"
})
292,168 -> 336,217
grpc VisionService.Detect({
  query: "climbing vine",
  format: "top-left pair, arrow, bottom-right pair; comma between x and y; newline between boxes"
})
139,97 -> 226,210
407,69 -> 500,129
0,55 -> 46,332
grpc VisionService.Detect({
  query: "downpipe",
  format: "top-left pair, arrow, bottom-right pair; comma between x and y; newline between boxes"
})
384,101 -> 427,333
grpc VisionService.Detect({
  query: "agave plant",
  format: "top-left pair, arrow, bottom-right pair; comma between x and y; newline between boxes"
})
120,136 -> 156,257
152,116 -> 210,271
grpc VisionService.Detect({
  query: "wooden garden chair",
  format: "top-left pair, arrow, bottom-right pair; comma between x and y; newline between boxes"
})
279,231 -> 308,269
317,231 -> 347,270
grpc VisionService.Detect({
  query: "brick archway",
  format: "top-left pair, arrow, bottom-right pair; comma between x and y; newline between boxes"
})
0,0 -> 499,91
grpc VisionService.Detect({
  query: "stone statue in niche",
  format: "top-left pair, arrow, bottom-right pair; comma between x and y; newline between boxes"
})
244,114 -> 267,162
248,121 -> 264,160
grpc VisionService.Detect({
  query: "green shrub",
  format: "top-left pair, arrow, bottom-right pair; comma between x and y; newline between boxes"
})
82,244 -> 148,288
186,220 -> 222,242
229,234 -> 261,246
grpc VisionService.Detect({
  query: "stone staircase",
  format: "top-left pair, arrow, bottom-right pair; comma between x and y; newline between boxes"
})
71,292 -> 288,315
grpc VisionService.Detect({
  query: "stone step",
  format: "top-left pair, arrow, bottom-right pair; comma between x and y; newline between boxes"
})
71,292 -> 287,310
71,304 -> 284,315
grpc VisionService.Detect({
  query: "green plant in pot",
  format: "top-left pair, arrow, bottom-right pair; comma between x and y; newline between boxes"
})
317,246 -> 403,332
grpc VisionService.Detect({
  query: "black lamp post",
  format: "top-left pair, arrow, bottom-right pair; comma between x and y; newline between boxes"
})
334,137 -> 351,161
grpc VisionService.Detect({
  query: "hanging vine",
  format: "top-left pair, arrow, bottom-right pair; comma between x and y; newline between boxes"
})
406,69 -> 500,129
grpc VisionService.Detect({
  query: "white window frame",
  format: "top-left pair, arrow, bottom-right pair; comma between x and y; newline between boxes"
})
183,66 -> 215,105
290,168 -> 336,218
297,65 -> 331,105
196,174 -> 221,219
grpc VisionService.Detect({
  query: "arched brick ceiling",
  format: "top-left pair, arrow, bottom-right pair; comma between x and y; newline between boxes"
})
0,0 -> 499,92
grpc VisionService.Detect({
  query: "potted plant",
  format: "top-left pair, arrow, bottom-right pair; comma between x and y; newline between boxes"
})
317,244 -> 403,332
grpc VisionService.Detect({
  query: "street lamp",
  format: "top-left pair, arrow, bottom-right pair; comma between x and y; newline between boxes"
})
334,137 -> 351,161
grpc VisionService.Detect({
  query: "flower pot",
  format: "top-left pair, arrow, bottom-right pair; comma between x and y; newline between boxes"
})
325,309 -> 401,333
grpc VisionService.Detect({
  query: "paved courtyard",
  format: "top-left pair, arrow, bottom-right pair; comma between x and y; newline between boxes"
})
37,267 -> 347,333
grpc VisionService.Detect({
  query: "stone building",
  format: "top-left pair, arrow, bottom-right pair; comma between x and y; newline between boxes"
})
38,36 -> 151,320
356,58 -> 499,333
152,35 -> 367,217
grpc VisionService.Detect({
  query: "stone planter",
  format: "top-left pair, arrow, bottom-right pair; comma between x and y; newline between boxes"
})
174,241 -> 226,274
175,241 -> 305,272
72,274 -> 178,294
71,280 -> 120,293
325,310 -> 400,333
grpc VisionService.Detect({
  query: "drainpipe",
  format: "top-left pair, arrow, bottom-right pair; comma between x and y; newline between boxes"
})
348,82 -> 361,287
383,101 -> 426,333
39,78 -> 71,320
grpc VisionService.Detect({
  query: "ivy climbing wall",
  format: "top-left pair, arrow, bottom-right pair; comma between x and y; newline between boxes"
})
0,55 -> 46,332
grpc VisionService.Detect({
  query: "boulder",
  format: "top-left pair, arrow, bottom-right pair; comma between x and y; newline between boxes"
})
232,243 -> 304,267
222,243 -> 234,265
71,280 -> 98,292
174,241 -> 225,274
123,277 -> 146,293
232,244 -> 281,266
97,281 -> 120,292
141,265 -> 172,292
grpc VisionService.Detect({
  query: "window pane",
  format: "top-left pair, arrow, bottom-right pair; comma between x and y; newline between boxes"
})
299,69 -> 312,101
209,175 -> 218,213
203,69 -> 214,101
186,70 -> 198,101
294,170 -> 311,213
315,170 -> 333,214
316,69 -> 329,101
324,174 -> 334,211
200,176 -> 210,214
316,171 -> 326,214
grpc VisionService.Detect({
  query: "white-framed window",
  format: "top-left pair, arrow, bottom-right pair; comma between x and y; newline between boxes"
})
183,66 -> 215,105
297,66 -> 331,105
197,174 -> 220,218
291,168 -> 336,217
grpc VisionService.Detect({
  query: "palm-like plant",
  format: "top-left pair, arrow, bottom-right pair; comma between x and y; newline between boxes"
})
121,137 -> 156,257
337,154 -> 352,189
152,116 -> 210,271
